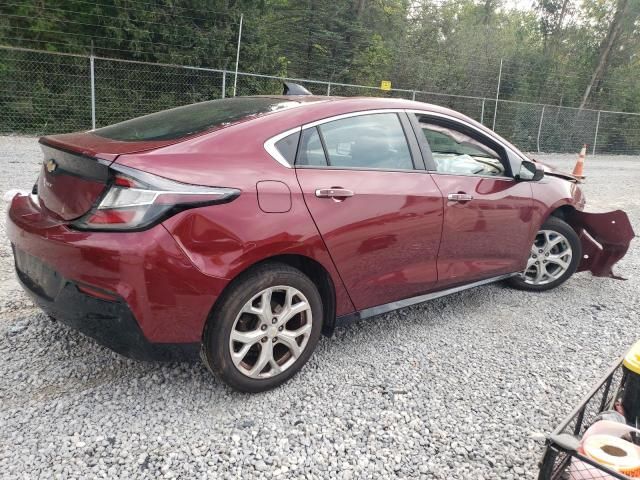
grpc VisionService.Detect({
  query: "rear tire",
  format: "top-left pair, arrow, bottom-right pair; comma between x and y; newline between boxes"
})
507,216 -> 581,292
203,262 -> 323,393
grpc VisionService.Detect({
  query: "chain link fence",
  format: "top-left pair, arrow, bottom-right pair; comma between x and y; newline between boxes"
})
1,45 -> 639,155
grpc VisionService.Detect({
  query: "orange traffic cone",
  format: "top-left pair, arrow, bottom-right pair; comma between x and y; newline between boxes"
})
572,144 -> 587,179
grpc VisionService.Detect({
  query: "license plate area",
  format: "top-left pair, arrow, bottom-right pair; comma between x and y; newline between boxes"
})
13,246 -> 65,300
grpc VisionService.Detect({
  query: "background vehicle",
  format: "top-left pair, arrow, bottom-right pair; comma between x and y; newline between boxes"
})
7,92 -> 634,392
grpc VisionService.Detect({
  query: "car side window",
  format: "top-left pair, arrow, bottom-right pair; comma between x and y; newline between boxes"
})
415,117 -> 506,177
274,131 -> 301,165
308,113 -> 413,170
296,127 -> 328,166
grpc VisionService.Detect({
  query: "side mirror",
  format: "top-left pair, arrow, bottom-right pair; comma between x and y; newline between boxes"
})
517,160 -> 544,182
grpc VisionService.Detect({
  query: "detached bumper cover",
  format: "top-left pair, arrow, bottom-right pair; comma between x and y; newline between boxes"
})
571,210 -> 635,278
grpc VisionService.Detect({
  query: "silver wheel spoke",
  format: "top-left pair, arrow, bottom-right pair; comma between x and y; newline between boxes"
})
289,323 -> 312,337
229,285 -> 313,379
248,342 -> 272,377
547,255 -> 569,270
231,343 -> 253,366
534,265 -> 546,283
258,288 -> 274,319
230,329 -> 263,345
241,288 -> 273,322
278,332 -> 303,358
280,297 -> 309,324
545,236 -> 564,251
230,330 -> 263,367
269,358 -> 282,375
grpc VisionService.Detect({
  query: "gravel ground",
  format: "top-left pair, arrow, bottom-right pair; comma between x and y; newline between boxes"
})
0,135 -> 638,480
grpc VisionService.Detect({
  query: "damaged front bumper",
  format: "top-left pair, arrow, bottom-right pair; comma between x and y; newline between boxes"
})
569,210 -> 635,279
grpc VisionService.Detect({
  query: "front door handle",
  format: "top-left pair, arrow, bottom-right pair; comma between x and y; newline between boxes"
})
315,188 -> 354,199
447,193 -> 474,202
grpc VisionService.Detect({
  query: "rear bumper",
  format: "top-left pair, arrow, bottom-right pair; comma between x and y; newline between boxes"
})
7,193 -> 229,351
14,247 -> 198,360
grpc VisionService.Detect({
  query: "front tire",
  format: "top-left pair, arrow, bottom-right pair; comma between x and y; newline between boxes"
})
507,216 -> 581,292
203,262 -> 323,393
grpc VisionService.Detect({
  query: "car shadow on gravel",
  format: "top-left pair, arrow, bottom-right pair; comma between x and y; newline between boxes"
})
1,310 -> 226,406
0,278 -> 562,404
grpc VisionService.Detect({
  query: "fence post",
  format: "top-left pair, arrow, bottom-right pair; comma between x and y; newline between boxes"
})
480,98 -> 485,124
593,110 -> 601,155
537,105 -> 546,153
326,82 -> 331,96
233,13 -> 243,97
412,91 -> 416,101
492,59 -> 503,131
89,54 -> 96,130
221,71 -> 226,99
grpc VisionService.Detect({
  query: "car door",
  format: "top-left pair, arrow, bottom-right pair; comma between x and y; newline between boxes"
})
294,111 -> 444,311
409,112 -> 534,288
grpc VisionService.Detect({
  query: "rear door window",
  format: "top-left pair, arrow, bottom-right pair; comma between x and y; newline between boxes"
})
295,113 -> 414,170
94,97 -> 301,142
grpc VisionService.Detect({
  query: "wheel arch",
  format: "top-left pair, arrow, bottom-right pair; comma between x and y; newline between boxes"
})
547,204 -> 578,222
204,253 -> 338,339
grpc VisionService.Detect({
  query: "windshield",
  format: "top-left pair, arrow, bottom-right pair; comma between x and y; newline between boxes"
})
93,97 -> 301,141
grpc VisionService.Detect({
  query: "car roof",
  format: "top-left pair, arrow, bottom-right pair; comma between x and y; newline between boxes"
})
256,95 -> 474,124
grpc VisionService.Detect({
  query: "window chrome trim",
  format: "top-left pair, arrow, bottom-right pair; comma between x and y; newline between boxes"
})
263,126 -> 302,168
430,171 -> 515,181
301,109 -> 405,130
294,165 -> 423,173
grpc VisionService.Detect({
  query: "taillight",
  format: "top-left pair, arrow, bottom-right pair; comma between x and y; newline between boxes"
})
71,164 -> 240,231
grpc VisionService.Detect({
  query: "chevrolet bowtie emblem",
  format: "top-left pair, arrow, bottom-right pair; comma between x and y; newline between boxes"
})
46,159 -> 58,173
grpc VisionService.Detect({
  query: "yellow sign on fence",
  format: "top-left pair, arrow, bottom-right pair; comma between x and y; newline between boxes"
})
380,80 -> 392,91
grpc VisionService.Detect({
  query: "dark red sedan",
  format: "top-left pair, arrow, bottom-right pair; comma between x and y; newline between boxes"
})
7,91 -> 634,392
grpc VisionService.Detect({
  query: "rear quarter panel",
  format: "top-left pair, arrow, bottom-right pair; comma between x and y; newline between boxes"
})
115,116 -> 355,317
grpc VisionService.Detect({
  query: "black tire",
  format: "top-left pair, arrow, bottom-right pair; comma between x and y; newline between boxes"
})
507,216 -> 581,292
202,262 -> 323,393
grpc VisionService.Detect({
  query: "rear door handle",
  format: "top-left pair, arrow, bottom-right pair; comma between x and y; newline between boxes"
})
315,188 -> 354,199
447,193 -> 474,202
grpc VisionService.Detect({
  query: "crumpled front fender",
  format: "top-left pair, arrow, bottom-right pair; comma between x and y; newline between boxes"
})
568,210 -> 635,279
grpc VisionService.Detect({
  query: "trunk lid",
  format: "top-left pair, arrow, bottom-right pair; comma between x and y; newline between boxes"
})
37,143 -> 109,221
37,133 -> 177,221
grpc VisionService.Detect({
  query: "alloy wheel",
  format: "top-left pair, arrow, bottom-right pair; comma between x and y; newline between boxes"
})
523,229 -> 573,285
229,286 -> 313,379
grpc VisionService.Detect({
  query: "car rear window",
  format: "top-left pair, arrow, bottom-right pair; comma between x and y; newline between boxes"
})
93,97 -> 301,141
